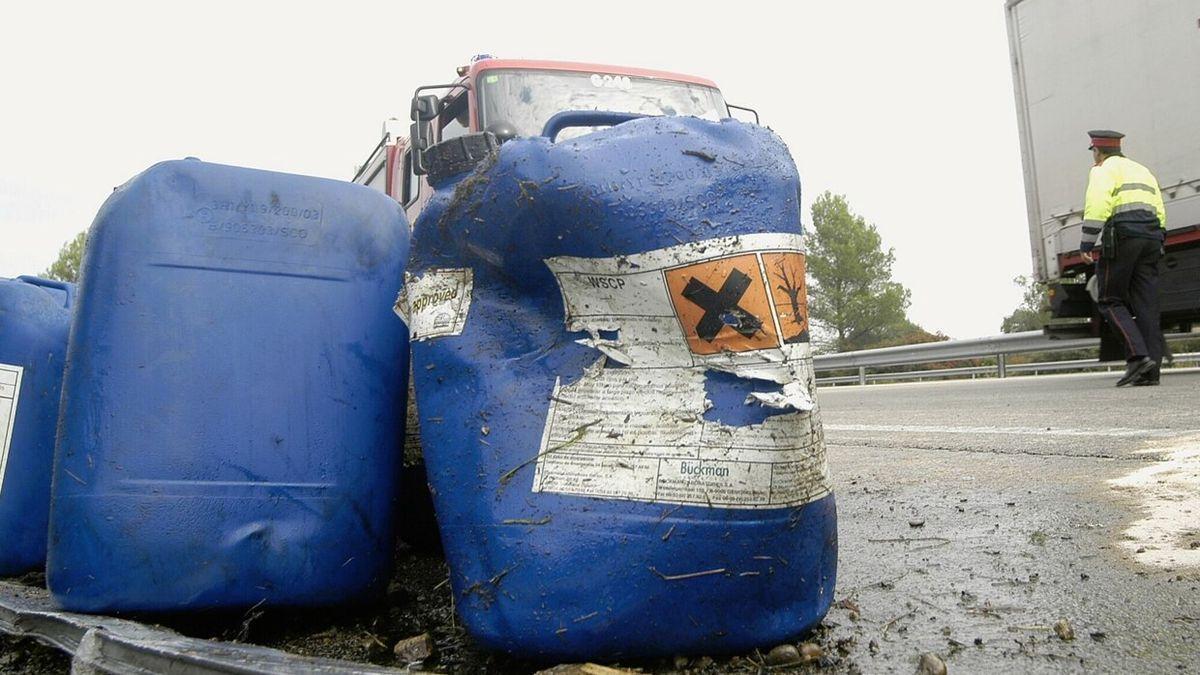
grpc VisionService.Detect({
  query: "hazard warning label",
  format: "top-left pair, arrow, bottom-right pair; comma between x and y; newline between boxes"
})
535,233 -> 829,509
665,254 -> 779,355
762,252 -> 810,344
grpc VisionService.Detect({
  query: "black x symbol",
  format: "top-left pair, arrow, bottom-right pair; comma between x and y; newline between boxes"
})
681,269 -> 763,342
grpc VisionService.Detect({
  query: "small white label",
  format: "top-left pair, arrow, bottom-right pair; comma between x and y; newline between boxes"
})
395,268 -> 473,341
589,74 -> 633,90
531,233 -> 830,509
0,363 -> 24,497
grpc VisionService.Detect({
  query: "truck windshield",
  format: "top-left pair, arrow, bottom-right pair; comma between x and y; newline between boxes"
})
478,69 -> 728,140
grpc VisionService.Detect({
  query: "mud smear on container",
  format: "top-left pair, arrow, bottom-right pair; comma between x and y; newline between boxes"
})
437,151 -> 500,245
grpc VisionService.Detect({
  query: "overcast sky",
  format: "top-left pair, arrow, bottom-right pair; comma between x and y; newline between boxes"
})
0,1 -> 1034,338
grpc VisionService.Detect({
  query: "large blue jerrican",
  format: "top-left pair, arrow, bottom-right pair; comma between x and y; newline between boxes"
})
48,159 -> 410,612
406,117 -> 837,660
0,276 -> 73,575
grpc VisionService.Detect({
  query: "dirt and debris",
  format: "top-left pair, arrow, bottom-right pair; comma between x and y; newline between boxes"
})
0,549 -> 855,674
915,652 -> 947,675
0,635 -> 70,675
681,149 -> 717,163
1052,619 -> 1075,642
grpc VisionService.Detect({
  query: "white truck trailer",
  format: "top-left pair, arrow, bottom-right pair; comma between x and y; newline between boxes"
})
1006,0 -> 1200,336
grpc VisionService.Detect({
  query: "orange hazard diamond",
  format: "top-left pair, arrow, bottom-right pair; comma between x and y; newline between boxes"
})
762,252 -> 810,344
665,254 -> 779,355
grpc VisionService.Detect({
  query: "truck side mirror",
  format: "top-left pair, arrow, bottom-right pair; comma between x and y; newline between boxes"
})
410,122 -> 432,175
411,95 -> 440,123
409,94 -> 441,176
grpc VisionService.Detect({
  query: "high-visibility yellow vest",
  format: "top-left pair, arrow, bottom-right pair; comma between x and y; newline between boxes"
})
1080,155 -> 1166,251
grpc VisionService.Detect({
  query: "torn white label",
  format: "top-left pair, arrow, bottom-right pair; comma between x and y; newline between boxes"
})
532,233 -> 830,509
396,268 -> 473,341
0,363 -> 23,497
747,381 -> 814,412
532,368 -> 829,509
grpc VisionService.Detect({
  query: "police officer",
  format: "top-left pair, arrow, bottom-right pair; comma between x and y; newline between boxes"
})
1079,130 -> 1167,386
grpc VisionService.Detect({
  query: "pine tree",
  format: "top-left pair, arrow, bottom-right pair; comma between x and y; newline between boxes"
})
43,231 -> 86,283
806,192 -> 912,352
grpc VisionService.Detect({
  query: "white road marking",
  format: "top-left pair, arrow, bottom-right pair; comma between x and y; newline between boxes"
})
1109,436 -> 1200,568
823,423 -> 1184,439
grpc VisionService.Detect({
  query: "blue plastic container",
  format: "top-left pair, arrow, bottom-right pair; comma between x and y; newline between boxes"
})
0,276 -> 73,575
48,159 -> 410,612
406,115 -> 837,660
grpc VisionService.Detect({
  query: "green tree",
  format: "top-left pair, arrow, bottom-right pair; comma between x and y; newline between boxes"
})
866,320 -> 948,349
806,192 -> 912,352
43,231 -> 86,283
1000,275 -> 1048,333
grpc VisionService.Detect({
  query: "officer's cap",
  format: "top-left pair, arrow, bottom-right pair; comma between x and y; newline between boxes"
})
1088,129 -> 1124,150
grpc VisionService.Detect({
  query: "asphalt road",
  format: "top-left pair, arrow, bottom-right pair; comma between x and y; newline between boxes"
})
817,369 -> 1200,674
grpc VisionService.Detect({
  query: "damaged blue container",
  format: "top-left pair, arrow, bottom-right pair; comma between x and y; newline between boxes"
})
48,159 -> 410,612
0,276 -> 73,575
406,114 -> 837,659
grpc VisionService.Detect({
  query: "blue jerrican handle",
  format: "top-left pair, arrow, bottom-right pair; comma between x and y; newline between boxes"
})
17,275 -> 74,309
540,110 -> 647,142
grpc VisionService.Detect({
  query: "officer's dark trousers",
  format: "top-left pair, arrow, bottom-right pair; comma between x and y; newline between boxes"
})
1095,235 -> 1163,362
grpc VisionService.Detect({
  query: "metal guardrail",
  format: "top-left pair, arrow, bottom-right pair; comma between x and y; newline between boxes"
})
0,582 -> 399,675
813,330 -> 1198,385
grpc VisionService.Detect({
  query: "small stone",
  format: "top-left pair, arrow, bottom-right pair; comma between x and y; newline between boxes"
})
799,642 -> 824,663
1136,546 -> 1146,553
909,518 -> 926,528
1053,619 -> 1076,641
393,632 -> 434,663
869,639 -> 880,655
973,637 -> 983,646
1090,631 -> 1107,641
916,652 -> 947,675
765,643 -> 802,666
534,666 -> 634,675
481,425 -> 490,436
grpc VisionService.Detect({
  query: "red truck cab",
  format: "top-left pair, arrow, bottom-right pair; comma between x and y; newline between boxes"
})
352,57 -> 739,221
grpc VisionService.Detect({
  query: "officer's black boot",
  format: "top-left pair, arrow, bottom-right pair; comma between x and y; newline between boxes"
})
1133,364 -> 1161,387
1117,356 -> 1154,387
